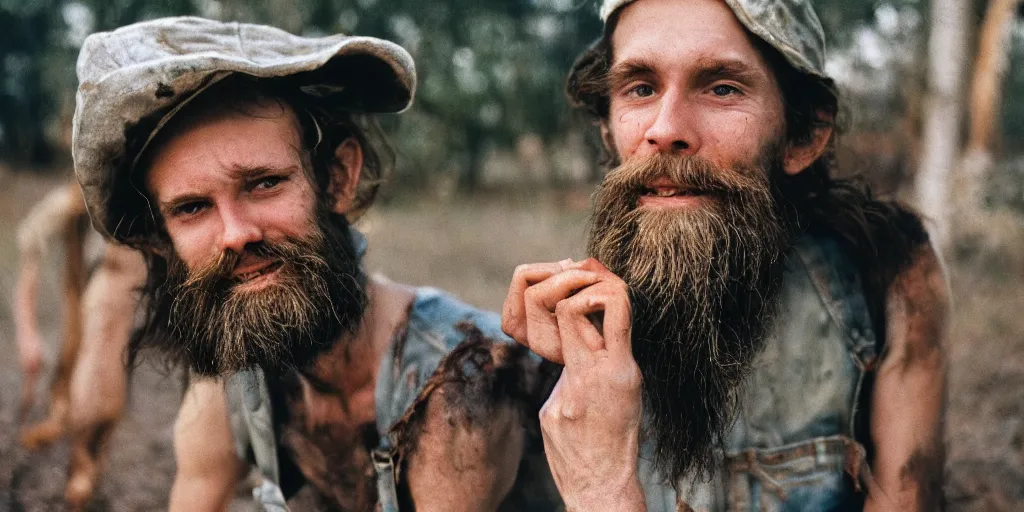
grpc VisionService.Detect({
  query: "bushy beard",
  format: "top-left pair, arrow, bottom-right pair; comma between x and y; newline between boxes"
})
162,208 -> 367,377
587,151 -> 791,484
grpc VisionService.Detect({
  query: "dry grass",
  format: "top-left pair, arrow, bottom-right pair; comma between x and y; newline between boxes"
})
943,238 -> 1024,511
0,173 -> 1020,510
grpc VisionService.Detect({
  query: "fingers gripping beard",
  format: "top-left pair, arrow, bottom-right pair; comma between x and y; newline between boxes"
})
501,257 -> 646,511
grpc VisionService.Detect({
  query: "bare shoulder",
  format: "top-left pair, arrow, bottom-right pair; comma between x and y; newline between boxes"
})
170,377 -> 245,511
17,183 -> 85,252
394,329 -> 556,510
393,328 -> 550,454
883,241 -> 950,366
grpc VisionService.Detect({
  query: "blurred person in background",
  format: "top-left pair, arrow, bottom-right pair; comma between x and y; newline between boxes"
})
503,0 -> 949,510
71,17 -> 560,512
13,180 -> 146,510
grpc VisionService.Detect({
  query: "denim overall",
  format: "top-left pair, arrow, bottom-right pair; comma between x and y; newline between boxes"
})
226,283 -> 560,511
639,235 -> 879,512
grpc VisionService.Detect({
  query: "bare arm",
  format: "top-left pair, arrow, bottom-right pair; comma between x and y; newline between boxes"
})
867,244 -> 949,511
13,185 -> 83,419
13,253 -> 43,380
170,378 -> 247,512
401,341 -> 530,512
68,244 -> 147,426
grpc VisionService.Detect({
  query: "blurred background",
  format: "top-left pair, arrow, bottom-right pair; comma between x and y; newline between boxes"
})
0,0 -> 1022,510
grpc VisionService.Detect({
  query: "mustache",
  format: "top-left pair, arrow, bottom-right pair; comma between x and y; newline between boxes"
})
599,152 -> 774,205
136,207 -> 368,378
176,231 -> 330,291
589,152 -> 782,313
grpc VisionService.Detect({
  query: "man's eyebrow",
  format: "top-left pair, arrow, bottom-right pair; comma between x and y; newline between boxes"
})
607,58 -> 658,90
227,164 -> 300,180
691,57 -> 765,85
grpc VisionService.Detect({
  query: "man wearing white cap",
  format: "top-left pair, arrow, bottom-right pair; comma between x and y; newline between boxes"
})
72,17 -> 560,511
503,0 -> 948,510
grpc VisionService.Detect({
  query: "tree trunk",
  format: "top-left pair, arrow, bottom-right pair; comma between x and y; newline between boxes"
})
956,0 -> 1022,245
966,0 -> 1021,154
914,0 -> 972,251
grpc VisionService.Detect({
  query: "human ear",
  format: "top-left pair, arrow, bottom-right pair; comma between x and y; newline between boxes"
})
783,110 -> 834,176
327,137 -> 363,214
599,120 -> 620,163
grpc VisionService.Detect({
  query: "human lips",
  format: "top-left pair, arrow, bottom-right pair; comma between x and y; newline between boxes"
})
233,259 -> 283,282
638,177 -> 710,207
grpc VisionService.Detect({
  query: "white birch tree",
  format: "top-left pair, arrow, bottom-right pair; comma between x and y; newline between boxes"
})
915,0 -> 971,251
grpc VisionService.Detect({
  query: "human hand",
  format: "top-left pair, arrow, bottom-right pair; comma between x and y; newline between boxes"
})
502,258 -> 646,511
16,328 -> 44,421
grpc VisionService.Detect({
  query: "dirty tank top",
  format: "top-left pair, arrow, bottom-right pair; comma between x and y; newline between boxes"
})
226,286 -> 561,511
639,234 -> 880,512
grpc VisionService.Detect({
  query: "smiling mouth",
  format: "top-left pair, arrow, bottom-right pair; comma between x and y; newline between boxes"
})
642,185 -> 706,198
636,180 -> 717,208
235,261 -> 283,282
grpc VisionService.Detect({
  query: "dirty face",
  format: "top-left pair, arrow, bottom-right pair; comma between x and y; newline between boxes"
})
143,99 -> 367,376
605,0 -> 787,196
147,101 -> 318,278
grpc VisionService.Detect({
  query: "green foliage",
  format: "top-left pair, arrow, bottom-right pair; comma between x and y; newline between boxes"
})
1,0 -> 60,163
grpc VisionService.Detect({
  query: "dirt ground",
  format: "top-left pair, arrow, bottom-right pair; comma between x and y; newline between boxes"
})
0,172 -> 1021,511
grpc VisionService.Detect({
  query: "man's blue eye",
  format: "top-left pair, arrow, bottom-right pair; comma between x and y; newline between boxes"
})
631,84 -> 655,97
712,84 -> 740,96
255,176 -> 285,190
174,202 -> 206,216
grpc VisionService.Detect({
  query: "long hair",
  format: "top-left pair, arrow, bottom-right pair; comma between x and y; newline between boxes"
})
565,27 -> 930,342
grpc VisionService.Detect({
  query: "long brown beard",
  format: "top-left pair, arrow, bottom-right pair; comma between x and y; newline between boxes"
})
162,209 -> 367,377
587,151 -> 790,483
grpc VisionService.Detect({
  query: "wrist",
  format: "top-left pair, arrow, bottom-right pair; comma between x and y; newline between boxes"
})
565,473 -> 646,512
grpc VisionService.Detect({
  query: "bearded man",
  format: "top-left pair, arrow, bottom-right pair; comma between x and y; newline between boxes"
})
71,18 -> 559,511
502,0 -> 949,510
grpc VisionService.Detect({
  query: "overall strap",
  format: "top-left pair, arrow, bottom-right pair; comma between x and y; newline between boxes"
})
371,310 -> 408,512
794,236 -> 879,371
370,297 -> 411,512
226,368 -> 289,512
794,235 -> 880,442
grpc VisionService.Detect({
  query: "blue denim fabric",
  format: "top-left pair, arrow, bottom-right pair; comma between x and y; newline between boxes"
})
371,287 -> 510,510
372,287 -> 563,511
231,282 -> 561,511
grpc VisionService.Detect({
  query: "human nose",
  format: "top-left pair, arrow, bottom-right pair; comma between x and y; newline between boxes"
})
642,90 -> 700,156
217,202 -> 262,255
